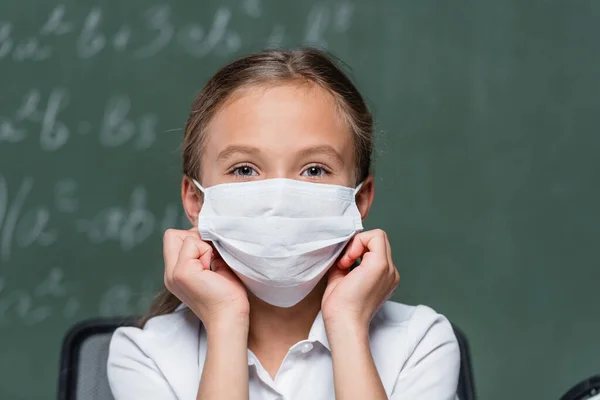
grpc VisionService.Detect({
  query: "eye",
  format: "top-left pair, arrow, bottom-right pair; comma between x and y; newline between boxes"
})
301,165 -> 328,178
232,164 -> 258,177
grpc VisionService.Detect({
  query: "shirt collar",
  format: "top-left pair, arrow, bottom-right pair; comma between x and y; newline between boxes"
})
246,309 -> 330,370
307,310 -> 330,351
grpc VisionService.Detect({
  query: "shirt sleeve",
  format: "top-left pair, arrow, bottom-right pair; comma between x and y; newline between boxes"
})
389,312 -> 461,400
107,327 -> 178,400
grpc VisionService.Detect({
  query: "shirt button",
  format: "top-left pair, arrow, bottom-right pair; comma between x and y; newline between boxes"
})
300,342 -> 313,353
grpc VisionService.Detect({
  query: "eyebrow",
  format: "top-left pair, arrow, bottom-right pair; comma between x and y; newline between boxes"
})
217,145 -> 261,161
297,145 -> 345,165
216,144 -> 345,165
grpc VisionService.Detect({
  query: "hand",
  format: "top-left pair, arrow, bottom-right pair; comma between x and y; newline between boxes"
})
163,228 -> 249,329
322,229 -> 399,329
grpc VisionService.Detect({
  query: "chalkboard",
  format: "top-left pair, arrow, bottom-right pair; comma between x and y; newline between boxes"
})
1,1 -> 599,399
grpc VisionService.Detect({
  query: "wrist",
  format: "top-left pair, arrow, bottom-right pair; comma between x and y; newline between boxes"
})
324,317 -> 370,347
323,310 -> 367,332
205,311 -> 249,335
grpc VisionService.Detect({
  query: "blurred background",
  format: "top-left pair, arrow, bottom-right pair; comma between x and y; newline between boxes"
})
1,0 -> 599,399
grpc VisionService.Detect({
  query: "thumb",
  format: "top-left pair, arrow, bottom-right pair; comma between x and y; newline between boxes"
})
211,258 -> 239,280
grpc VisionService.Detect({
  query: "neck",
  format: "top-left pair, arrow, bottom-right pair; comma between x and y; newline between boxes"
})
247,278 -> 326,353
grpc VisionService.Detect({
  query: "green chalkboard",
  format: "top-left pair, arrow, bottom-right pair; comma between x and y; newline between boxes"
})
1,1 -> 599,399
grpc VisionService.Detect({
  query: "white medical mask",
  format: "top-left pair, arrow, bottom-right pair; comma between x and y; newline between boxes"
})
193,178 -> 364,307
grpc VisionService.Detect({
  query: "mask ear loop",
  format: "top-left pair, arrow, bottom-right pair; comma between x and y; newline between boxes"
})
353,181 -> 366,232
350,180 -> 365,270
354,181 -> 364,196
192,179 -> 206,193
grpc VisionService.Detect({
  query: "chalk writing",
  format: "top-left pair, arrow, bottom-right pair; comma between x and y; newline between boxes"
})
134,5 -> 174,58
0,174 -> 190,262
99,95 -> 158,149
179,6 -> 241,58
76,186 -> 189,250
304,2 -> 354,47
113,25 -> 131,52
266,24 -> 286,48
99,279 -> 158,317
0,0 -> 356,335
333,2 -> 354,32
305,3 -> 331,48
0,22 -> 13,58
242,0 -> 263,18
77,186 -> 154,250
53,179 -> 78,213
0,268 -> 74,325
77,7 -> 105,58
0,270 -> 161,325
40,5 -> 73,36
0,2 -> 354,62
0,88 -> 159,151
12,87 -> 70,151
0,175 -> 57,263
12,37 -> 52,62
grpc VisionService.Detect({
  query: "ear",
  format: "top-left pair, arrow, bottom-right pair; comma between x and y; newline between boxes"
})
355,175 -> 375,221
181,176 -> 202,227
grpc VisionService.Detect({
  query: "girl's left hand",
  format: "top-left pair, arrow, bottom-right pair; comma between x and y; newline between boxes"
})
322,229 -> 400,329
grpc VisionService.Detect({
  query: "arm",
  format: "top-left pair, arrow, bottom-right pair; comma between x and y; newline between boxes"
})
163,228 -> 251,400
326,319 -> 387,400
196,315 -> 249,400
322,229 -> 399,400
323,230 -> 458,399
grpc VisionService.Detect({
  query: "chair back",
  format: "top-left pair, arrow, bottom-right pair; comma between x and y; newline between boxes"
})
452,324 -> 477,400
560,375 -> 600,400
58,318 -> 135,400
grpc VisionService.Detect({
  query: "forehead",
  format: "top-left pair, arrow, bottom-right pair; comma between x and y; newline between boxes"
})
204,82 -> 353,153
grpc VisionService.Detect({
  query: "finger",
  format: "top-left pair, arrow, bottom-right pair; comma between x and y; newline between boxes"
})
210,255 -> 228,271
163,229 -> 195,276
206,243 -> 224,271
383,233 -> 393,266
382,232 -> 398,284
338,230 -> 387,269
327,264 -> 349,285
177,236 -> 213,270
337,236 -> 364,269
380,232 -> 400,289
208,242 -> 223,260
212,259 -> 240,282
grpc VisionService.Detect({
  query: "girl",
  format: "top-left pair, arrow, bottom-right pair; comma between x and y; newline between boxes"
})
108,48 -> 460,400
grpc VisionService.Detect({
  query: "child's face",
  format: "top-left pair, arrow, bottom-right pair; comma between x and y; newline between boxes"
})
181,82 -> 374,224
201,83 -> 356,188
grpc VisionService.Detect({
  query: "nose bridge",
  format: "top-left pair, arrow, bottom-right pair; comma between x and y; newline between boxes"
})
262,150 -> 298,180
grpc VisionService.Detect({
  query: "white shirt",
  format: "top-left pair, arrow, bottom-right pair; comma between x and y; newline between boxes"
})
107,301 -> 460,400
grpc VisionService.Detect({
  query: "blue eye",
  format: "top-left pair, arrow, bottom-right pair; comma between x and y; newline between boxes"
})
302,166 -> 327,177
232,165 -> 258,177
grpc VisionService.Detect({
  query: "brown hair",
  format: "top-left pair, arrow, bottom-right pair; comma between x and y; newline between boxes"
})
139,47 -> 374,327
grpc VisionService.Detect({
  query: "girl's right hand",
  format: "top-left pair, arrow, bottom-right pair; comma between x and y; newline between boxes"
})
163,228 -> 250,328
